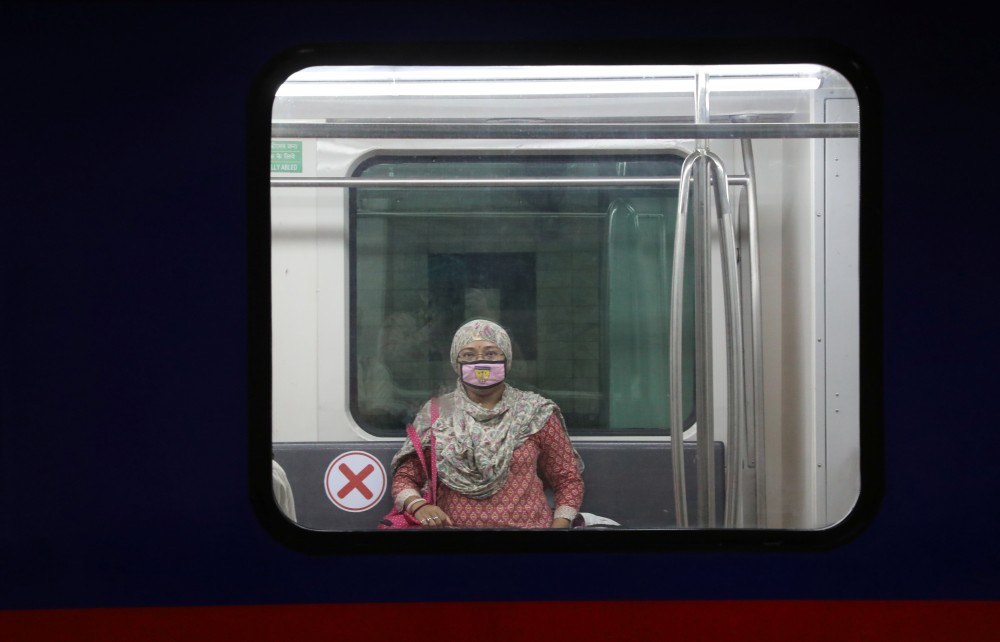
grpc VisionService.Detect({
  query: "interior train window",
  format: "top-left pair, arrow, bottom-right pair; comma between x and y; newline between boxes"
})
350,154 -> 693,437
249,45 -> 880,551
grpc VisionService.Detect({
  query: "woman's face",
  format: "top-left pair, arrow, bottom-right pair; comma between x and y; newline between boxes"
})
456,340 -> 505,364
457,340 -> 507,390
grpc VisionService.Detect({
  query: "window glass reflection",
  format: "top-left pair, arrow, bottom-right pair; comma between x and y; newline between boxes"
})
351,155 -> 694,435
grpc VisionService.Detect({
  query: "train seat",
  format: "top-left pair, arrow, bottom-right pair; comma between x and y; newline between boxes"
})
271,440 -> 725,530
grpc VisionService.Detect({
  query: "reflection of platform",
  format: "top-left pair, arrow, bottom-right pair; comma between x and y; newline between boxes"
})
272,440 -> 725,531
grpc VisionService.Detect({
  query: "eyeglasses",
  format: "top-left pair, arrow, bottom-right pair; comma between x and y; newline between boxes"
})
457,349 -> 505,362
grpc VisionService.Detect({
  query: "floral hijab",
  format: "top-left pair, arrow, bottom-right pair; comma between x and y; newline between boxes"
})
391,319 -> 583,500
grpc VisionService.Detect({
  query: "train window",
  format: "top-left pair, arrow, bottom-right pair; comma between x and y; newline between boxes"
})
350,154 -> 694,437
252,48 -> 878,550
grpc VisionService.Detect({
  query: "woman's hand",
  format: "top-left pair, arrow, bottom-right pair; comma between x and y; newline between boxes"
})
550,517 -> 572,529
413,503 -> 453,528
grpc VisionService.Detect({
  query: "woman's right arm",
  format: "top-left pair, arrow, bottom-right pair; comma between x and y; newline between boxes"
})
391,453 -> 426,510
391,450 -> 454,527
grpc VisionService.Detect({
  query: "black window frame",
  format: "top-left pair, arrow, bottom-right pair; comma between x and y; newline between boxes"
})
248,40 -> 884,554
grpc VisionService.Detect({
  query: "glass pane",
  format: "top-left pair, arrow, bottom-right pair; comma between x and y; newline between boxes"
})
351,155 -> 694,435
266,61 -> 866,535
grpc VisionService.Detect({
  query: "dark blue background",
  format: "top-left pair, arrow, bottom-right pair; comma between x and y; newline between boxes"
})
2,1 -> 997,609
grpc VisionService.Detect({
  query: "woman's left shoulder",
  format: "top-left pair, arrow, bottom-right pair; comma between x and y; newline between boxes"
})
508,386 -> 556,407
507,383 -> 553,403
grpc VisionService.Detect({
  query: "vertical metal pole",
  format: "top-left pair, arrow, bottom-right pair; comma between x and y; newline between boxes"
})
693,72 -> 716,527
670,155 -> 700,528
705,153 -> 744,528
741,138 -> 767,526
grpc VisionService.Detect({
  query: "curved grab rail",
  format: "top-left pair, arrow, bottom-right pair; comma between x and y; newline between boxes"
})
670,149 -> 746,528
669,153 -> 697,527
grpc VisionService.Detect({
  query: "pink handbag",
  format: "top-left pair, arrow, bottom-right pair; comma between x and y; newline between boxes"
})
378,399 -> 439,529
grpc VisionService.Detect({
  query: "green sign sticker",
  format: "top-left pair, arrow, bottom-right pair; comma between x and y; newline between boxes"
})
271,140 -> 302,173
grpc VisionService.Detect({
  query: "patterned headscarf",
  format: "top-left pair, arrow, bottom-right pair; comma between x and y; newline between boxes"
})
449,319 -> 512,372
391,320 -> 583,500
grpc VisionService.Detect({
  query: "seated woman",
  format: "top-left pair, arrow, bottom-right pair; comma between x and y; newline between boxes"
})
390,319 -> 584,528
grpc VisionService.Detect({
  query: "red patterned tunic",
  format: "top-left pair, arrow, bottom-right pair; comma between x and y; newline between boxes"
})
392,412 -> 584,528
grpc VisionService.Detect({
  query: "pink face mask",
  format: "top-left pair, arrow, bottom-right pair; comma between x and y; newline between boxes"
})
460,360 -> 506,389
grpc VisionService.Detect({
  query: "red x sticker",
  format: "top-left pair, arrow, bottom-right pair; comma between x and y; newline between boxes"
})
324,452 -> 387,512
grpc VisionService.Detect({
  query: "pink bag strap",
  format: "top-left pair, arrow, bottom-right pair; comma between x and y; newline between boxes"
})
405,397 -> 439,504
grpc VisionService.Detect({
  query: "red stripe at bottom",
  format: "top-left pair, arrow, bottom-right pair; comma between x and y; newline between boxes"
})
1,600 -> 998,641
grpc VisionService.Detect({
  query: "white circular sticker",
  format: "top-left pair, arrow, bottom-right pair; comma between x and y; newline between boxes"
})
324,451 -> 387,512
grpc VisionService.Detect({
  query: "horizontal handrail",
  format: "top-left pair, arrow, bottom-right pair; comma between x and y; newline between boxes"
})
270,176 -> 754,188
272,121 -> 858,140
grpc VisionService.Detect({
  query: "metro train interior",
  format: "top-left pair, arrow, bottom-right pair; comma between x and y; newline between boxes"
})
263,62 -> 868,539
